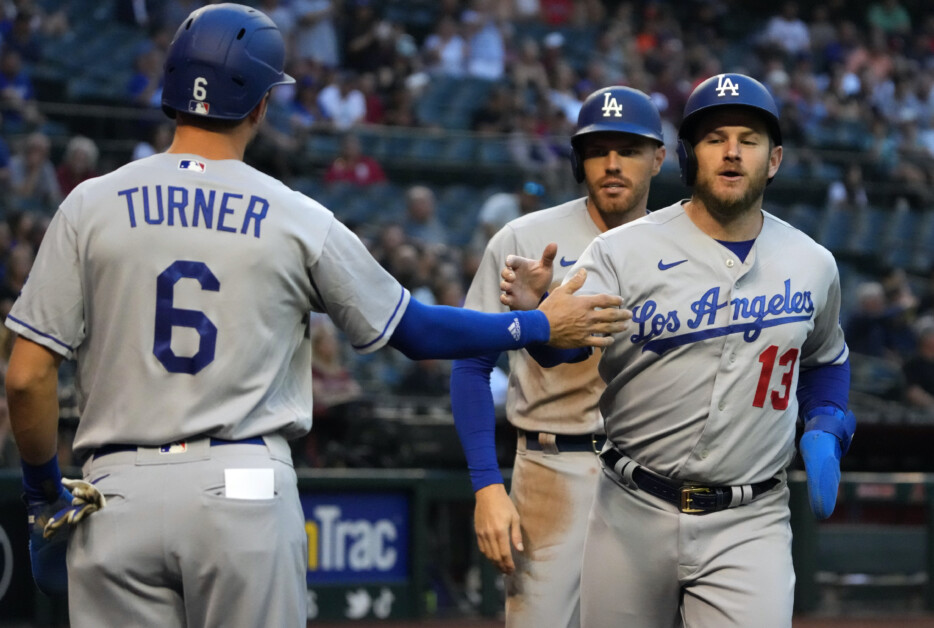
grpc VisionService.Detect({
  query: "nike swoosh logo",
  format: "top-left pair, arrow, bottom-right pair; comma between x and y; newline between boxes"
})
657,259 -> 688,270
559,257 -> 577,267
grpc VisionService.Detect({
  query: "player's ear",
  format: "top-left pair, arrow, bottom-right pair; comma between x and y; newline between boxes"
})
652,143 -> 666,175
250,92 -> 271,125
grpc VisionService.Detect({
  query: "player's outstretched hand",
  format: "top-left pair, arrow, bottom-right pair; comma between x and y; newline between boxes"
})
537,268 -> 629,348
473,484 -> 523,574
500,243 -> 557,311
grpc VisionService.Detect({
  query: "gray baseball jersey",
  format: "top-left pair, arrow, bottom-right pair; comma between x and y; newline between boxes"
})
576,201 -> 847,484
466,197 -> 605,628
6,153 -> 410,462
467,197 -> 604,435
574,201 -> 847,628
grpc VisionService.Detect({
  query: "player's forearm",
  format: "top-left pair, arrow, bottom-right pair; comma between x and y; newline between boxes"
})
451,354 -> 503,492
6,339 -> 62,464
389,299 -> 549,360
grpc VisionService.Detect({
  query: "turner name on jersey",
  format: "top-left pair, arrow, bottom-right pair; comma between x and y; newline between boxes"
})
117,184 -> 270,238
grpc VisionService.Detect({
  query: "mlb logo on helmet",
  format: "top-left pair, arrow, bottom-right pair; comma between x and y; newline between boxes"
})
188,100 -> 211,115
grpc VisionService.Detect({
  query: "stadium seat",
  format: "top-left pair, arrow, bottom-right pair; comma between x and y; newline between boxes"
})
817,205 -> 853,254
477,138 -> 513,166
785,204 -> 824,239
847,206 -> 889,259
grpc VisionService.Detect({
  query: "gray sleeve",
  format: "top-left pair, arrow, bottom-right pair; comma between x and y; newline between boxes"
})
5,209 -> 83,359
800,262 -> 849,368
565,236 -> 620,297
310,218 -> 410,354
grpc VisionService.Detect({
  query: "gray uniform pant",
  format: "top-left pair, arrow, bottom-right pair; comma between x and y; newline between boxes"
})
580,469 -> 794,628
68,435 -> 307,628
506,437 -> 601,628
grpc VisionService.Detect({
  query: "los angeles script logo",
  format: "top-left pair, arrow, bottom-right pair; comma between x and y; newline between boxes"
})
630,279 -> 814,355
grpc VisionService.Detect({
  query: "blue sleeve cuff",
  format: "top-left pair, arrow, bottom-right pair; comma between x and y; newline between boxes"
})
797,359 -> 850,418
21,454 -> 63,504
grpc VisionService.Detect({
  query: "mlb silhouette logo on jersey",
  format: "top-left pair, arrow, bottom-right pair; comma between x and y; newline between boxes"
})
160,441 -> 188,454
715,75 -> 740,97
178,159 -> 206,173
602,92 -> 624,117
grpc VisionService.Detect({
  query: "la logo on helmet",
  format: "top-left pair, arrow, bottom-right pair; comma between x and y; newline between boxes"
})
714,75 -> 740,97
601,92 -> 624,118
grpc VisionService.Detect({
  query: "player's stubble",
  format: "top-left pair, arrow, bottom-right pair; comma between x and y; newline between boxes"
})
584,155 -> 655,221
692,153 -> 770,226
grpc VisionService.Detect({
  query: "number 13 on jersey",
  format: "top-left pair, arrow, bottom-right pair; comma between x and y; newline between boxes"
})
753,345 -> 799,410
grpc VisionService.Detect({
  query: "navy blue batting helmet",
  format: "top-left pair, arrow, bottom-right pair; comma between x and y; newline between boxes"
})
161,3 -> 295,120
570,86 -> 664,183
676,73 -> 781,185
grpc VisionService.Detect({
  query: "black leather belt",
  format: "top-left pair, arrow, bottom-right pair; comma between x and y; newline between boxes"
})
600,447 -> 779,514
93,437 -> 266,460
520,429 -> 607,453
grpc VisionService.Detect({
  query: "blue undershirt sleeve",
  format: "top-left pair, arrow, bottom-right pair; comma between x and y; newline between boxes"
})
796,359 -> 850,418
388,298 -> 550,360
450,353 -> 503,492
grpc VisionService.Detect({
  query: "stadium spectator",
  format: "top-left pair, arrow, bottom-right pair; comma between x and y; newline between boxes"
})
318,70 -> 367,130
292,0 -> 340,68
8,132 -> 60,213
463,7 -> 505,81
298,317 -> 364,467
132,122 -> 173,161
511,37 -> 550,100
761,1 -> 811,58
56,136 -> 99,196
342,0 -> 385,75
507,106 -> 563,191
867,0 -> 912,39
903,324 -> 934,409
402,185 -> 448,246
126,44 -> 164,109
0,48 -> 41,130
826,162 -> 870,211
471,180 -> 545,249
258,0 -> 295,40
0,242 -> 32,320
0,120 -> 10,197
471,84 -> 514,134
845,280 -> 913,365
288,78 -> 331,133
4,11 -> 42,63
422,15 -> 466,77
324,133 -> 387,186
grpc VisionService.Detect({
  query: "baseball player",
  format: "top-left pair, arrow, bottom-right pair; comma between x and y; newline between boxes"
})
450,86 -> 666,628
502,73 -> 855,627
5,5 -> 630,627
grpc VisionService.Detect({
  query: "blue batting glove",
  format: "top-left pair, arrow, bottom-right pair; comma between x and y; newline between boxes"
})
799,430 -> 841,520
25,486 -> 73,596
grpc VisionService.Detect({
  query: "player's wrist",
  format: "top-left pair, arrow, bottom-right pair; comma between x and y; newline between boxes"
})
21,454 -> 64,504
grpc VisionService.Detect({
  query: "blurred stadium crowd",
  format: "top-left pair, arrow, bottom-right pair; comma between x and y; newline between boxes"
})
0,0 -> 933,469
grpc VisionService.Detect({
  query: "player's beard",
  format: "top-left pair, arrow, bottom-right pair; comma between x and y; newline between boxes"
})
586,172 -> 651,218
693,160 -> 769,224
